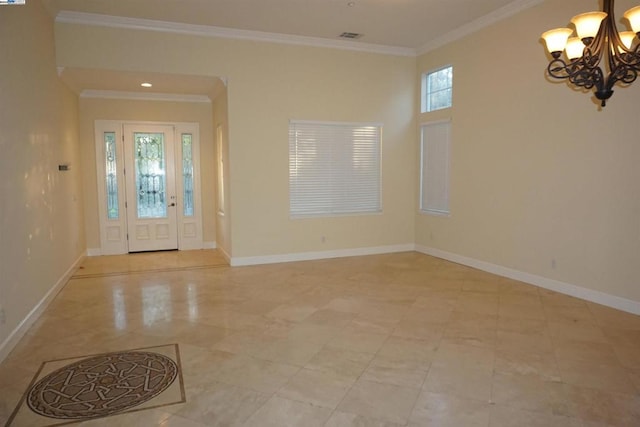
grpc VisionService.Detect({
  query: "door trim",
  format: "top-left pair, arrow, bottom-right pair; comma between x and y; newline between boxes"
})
94,120 -> 203,255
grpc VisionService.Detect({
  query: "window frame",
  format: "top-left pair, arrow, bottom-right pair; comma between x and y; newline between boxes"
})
422,65 -> 453,113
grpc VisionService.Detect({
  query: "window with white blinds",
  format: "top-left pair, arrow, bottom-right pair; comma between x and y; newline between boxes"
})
289,120 -> 382,218
420,120 -> 451,215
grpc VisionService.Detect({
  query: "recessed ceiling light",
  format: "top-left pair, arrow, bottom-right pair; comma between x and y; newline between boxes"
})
141,82 -> 153,88
347,2 -> 355,6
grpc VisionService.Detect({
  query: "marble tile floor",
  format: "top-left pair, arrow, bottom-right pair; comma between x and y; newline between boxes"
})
1,251 -> 640,426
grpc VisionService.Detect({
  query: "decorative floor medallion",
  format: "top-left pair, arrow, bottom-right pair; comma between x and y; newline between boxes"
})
7,344 -> 185,426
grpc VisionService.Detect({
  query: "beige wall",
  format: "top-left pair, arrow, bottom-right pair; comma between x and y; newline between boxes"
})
56,25 -> 418,258
0,0 -> 84,354
416,0 -> 640,303
225,48 -> 417,258
78,98 -> 216,250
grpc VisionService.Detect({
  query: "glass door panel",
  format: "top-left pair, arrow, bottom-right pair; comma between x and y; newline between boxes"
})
104,131 -> 120,220
134,132 -> 167,219
182,133 -> 194,217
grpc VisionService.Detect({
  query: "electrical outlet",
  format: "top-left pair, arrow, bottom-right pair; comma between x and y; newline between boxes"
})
321,236 -> 326,243
551,258 -> 557,269
0,307 -> 5,325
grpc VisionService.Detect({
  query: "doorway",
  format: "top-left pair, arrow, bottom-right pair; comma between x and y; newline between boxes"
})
94,120 -> 203,255
124,124 -> 177,252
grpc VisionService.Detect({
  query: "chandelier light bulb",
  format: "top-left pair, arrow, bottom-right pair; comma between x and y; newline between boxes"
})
542,28 -> 573,56
571,11 -> 607,41
619,31 -> 637,50
624,6 -> 640,33
564,37 -> 585,60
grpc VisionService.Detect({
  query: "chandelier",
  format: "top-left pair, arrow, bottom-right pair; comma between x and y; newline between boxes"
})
541,0 -> 640,107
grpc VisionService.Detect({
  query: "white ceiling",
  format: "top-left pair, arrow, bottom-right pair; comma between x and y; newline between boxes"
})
46,0 -> 543,97
45,0 -> 540,50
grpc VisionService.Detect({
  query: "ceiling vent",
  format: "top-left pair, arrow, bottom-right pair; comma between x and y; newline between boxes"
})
339,32 -> 363,39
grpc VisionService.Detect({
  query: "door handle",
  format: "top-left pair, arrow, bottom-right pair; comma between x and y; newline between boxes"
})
168,203 -> 176,207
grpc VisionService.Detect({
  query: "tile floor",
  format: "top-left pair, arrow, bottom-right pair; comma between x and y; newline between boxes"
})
1,250 -> 640,426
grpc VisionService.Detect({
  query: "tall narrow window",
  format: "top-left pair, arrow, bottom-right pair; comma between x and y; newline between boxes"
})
104,131 -> 119,219
182,133 -> 194,217
422,65 -> 453,113
420,120 -> 451,215
289,120 -> 382,217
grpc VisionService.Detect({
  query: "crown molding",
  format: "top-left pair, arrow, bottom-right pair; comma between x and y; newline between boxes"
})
80,90 -> 211,103
55,11 -> 416,57
417,0 -> 544,55
56,1 -> 543,59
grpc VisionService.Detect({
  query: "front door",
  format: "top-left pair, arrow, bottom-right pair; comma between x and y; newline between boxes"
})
123,124 -> 178,252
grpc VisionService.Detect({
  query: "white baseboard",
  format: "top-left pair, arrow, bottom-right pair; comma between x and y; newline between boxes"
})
0,254 -> 85,363
416,244 -> 640,316
219,246 -> 231,264
87,248 -> 102,256
203,241 -> 217,249
230,244 -> 416,267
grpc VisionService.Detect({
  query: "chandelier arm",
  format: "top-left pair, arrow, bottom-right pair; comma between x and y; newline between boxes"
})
547,58 -> 601,90
590,10 -> 611,96
547,58 -> 570,79
572,65 -> 602,90
601,7 -> 640,93
616,49 -> 640,68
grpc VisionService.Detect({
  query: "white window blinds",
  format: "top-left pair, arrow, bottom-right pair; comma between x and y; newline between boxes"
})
289,120 -> 382,218
420,120 -> 451,215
